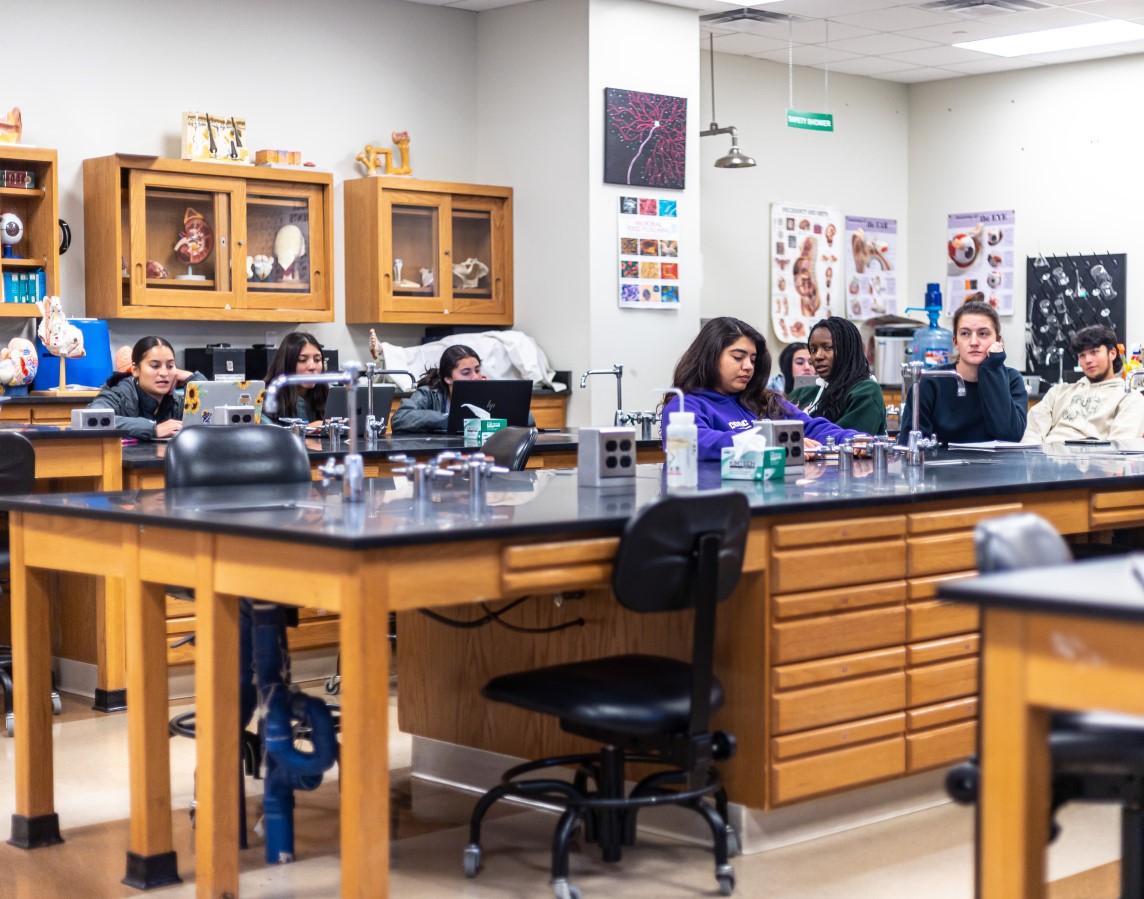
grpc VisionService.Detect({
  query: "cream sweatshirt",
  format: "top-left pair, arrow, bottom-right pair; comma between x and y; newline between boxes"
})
1022,376 -> 1144,443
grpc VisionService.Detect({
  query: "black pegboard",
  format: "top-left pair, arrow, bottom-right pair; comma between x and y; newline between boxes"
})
1024,253 -> 1126,383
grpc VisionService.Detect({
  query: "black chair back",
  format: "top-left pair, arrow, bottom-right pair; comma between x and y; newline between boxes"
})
480,426 -> 538,471
164,426 -> 311,489
0,433 -> 35,496
974,512 -> 1072,573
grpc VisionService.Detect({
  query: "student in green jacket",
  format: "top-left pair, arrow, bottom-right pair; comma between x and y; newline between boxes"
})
788,317 -> 887,435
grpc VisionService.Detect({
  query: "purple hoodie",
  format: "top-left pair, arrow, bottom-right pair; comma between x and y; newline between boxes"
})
662,389 -> 865,461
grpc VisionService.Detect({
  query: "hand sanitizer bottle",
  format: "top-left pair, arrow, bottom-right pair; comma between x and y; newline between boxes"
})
662,387 -> 697,489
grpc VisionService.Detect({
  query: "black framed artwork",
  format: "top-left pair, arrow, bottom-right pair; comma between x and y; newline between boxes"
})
603,88 -> 687,190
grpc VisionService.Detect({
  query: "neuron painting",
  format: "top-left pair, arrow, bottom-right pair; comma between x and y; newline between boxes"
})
604,88 -> 687,190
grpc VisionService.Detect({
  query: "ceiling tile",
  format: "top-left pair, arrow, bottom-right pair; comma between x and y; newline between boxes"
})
981,5 -> 1111,33
894,19 -> 1022,44
938,57 -> 1042,75
881,44 -> 992,65
750,0 -> 900,16
446,0 -> 528,8
820,56 -> 922,76
709,32 -> 793,54
1021,39 -> 1144,63
830,5 -> 962,32
829,32 -> 944,55
877,66 -> 963,83
1071,0 -> 1144,17
752,44 -> 864,65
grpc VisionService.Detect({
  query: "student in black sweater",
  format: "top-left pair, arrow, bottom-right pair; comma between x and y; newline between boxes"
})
897,300 -> 1027,445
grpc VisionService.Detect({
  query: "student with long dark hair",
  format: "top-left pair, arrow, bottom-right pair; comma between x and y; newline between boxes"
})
88,336 -> 201,440
767,342 -> 815,394
662,316 -> 868,461
897,299 -> 1027,445
263,332 -> 329,425
788,318 -> 886,434
390,344 -> 487,433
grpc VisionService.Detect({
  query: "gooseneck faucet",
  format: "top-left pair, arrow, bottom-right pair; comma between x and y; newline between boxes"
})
363,363 -> 417,444
266,362 -> 366,501
1125,371 -> 1144,394
580,364 -> 624,425
896,361 -> 966,468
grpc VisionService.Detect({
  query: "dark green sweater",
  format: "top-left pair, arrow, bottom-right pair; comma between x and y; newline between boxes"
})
896,355 -> 1027,445
788,377 -> 887,435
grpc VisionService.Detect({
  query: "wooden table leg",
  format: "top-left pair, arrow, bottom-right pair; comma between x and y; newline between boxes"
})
339,567 -> 390,898
8,511 -> 62,849
123,557 -> 181,888
194,537 -> 241,899
978,609 -> 1051,899
93,576 -> 128,712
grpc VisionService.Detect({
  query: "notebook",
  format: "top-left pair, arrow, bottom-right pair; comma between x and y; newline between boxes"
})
446,380 -> 533,434
181,380 -> 265,426
323,384 -> 398,437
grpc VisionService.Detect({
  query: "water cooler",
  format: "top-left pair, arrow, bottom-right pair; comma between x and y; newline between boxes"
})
905,283 -> 954,370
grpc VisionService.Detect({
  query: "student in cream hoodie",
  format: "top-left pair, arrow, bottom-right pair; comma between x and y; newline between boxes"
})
1022,325 -> 1144,444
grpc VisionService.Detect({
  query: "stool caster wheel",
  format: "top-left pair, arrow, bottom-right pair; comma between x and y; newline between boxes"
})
551,878 -> 582,899
716,863 -> 736,896
51,691 -> 62,716
462,843 -> 481,878
4,712 -> 13,738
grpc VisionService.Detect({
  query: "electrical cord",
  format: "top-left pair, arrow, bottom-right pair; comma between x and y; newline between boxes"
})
419,595 -> 584,634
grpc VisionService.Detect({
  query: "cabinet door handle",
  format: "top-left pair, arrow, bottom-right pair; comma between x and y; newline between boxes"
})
135,262 -> 144,288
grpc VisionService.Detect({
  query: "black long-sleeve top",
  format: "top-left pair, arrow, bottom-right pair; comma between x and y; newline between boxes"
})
897,354 -> 1028,445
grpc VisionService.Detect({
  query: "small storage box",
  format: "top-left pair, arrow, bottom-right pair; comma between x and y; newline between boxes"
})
720,446 -> 786,481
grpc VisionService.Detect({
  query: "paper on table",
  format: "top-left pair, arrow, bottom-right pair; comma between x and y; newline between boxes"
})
947,440 -> 1042,451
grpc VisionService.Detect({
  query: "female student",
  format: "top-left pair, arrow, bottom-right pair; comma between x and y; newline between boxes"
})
88,336 -> 201,440
662,316 -> 868,462
263,332 -> 329,426
390,344 -> 487,433
767,342 -> 815,394
897,299 -> 1027,445
788,317 -> 887,435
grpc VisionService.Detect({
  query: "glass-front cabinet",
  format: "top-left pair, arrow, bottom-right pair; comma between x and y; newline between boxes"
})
84,155 -> 332,321
345,177 -> 512,325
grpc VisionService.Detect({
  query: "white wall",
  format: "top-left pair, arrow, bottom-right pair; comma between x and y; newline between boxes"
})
699,52 -> 910,374
907,54 -> 1144,371
5,0 -> 479,365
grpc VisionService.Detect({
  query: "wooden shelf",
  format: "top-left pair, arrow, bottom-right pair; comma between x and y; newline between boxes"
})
146,277 -> 215,289
246,280 -> 312,291
0,187 -> 45,199
455,288 -> 492,298
1,257 -> 47,269
0,304 -> 43,317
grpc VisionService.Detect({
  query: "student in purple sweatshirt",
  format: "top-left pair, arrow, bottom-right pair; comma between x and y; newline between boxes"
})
662,316 -> 868,461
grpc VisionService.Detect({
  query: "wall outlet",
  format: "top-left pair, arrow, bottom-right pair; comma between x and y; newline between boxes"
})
211,405 -> 257,426
71,408 -> 116,430
750,419 -> 805,474
577,426 -> 638,487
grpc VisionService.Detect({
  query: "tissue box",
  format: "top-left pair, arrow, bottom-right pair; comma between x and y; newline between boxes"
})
720,446 -> 786,480
464,417 -> 507,445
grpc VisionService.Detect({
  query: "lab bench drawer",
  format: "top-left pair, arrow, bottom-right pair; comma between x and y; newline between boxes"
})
907,570 -> 976,601
772,606 -> 906,666
773,646 -> 905,691
772,712 -> 904,761
907,633 -> 979,666
771,737 -> 905,805
907,533 -> 976,577
907,720 -> 977,771
907,657 -> 978,707
773,581 -> 906,620
772,671 -> 906,735
906,504 -> 1022,535
771,515 -> 905,549
772,539 -> 906,594
907,600 -> 979,642
907,697 -> 977,731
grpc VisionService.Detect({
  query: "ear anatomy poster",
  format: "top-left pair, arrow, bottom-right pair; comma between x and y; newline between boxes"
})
770,202 -> 843,344
946,209 -> 1015,315
844,216 -> 898,318
617,196 -> 680,309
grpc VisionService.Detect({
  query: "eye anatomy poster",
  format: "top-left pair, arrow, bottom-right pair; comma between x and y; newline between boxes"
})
617,196 -> 680,309
946,209 -> 1016,315
770,202 -> 843,344
844,216 -> 898,318
604,88 -> 687,190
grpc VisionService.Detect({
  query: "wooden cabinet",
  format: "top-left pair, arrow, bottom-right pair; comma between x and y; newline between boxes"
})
83,155 -> 333,322
0,146 -> 59,317
344,177 -> 513,325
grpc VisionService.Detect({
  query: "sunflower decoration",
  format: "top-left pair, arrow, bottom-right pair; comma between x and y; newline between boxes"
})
183,382 -> 202,415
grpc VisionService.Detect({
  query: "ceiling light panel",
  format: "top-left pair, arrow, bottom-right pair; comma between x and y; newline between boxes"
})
955,19 -> 1144,55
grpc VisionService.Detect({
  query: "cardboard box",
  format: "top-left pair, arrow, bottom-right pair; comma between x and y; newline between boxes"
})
720,446 -> 786,481
464,417 -> 507,445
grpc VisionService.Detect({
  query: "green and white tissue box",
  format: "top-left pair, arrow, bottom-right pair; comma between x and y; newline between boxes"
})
720,446 -> 786,480
464,417 -> 507,445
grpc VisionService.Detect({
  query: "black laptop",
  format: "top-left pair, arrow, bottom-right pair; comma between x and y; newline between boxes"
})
446,380 -> 533,434
324,384 -> 398,437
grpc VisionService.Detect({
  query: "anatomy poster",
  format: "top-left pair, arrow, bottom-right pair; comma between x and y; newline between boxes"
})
946,209 -> 1016,314
844,216 -> 898,318
618,196 -> 680,308
770,202 -> 843,344
604,88 -> 687,190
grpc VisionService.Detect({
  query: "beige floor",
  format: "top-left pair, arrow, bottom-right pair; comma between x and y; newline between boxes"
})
0,688 -> 1123,899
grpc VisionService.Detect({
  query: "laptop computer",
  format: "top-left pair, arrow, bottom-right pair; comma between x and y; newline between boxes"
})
324,384 -> 398,437
446,380 -> 533,434
182,380 -> 265,426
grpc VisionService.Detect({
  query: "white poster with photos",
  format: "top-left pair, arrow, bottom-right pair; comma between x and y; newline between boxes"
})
844,216 -> 898,318
770,202 -> 843,344
617,196 -> 680,309
946,209 -> 1015,315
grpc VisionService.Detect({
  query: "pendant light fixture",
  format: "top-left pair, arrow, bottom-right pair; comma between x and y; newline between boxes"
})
699,33 -> 756,169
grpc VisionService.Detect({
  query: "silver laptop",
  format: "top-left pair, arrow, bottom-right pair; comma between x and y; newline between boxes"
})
182,380 -> 265,426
